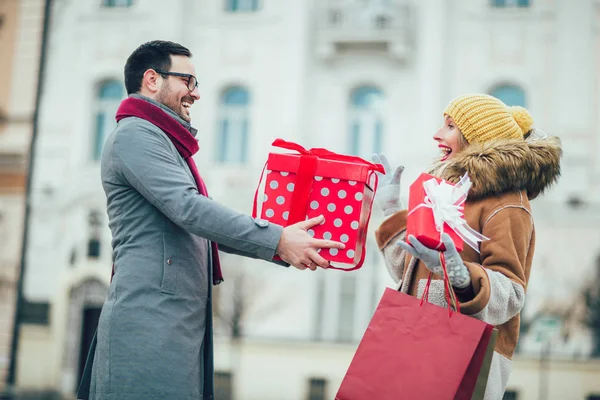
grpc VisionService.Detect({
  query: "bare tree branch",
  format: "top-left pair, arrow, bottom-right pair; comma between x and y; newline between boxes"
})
213,258 -> 289,340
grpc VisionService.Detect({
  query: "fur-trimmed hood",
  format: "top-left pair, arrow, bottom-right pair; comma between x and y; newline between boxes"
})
428,136 -> 562,201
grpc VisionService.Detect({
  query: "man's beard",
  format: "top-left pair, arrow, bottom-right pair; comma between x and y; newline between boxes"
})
156,82 -> 190,122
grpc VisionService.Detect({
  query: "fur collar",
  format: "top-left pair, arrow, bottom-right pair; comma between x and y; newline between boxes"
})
428,136 -> 562,201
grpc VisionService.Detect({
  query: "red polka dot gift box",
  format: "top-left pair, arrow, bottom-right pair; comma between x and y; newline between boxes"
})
252,139 -> 385,271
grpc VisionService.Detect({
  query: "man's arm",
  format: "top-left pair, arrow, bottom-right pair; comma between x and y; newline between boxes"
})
111,120 -> 282,261
218,244 -> 289,267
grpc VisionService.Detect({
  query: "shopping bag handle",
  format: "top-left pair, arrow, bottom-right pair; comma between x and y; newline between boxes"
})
420,252 -> 460,316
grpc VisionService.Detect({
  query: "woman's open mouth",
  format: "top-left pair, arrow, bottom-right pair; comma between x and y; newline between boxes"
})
439,145 -> 452,161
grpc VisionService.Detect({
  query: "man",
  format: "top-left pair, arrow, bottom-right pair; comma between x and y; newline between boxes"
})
77,40 -> 344,400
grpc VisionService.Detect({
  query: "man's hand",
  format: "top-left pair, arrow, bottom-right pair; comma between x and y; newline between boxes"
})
396,233 -> 471,289
276,215 -> 345,271
372,153 -> 404,216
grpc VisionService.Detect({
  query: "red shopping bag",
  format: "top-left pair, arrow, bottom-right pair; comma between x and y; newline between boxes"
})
336,255 -> 495,400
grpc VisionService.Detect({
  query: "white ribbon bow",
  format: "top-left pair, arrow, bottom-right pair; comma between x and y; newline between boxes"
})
410,174 -> 489,252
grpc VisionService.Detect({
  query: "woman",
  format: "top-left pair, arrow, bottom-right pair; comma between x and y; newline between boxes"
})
373,94 -> 562,399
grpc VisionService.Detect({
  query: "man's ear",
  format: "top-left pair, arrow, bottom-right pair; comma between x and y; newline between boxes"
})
142,69 -> 161,94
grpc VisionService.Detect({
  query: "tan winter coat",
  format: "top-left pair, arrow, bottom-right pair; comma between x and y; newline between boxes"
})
375,136 -> 561,399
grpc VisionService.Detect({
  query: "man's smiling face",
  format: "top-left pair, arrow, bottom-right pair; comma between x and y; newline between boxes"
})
155,55 -> 200,122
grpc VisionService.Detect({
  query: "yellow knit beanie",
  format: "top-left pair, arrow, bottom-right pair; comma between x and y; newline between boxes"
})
443,94 -> 534,143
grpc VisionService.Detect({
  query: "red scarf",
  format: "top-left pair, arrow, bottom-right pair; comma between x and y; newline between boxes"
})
114,96 -> 223,285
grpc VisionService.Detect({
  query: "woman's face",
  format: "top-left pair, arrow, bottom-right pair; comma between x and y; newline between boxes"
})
433,115 -> 466,162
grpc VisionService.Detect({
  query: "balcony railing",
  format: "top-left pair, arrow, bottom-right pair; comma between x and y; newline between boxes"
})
316,0 -> 413,60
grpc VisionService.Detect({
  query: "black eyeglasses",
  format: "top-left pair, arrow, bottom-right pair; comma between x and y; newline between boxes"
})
155,70 -> 198,92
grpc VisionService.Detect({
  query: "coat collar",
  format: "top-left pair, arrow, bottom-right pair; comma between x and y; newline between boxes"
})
428,136 -> 562,201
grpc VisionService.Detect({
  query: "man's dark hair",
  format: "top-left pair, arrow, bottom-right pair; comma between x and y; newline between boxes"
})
124,40 -> 192,95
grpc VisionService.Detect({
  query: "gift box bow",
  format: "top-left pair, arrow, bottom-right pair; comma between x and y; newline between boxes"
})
410,174 -> 489,252
271,138 -> 386,174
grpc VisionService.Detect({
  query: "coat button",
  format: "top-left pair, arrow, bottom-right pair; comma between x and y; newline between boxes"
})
166,259 -> 172,265
255,218 -> 269,227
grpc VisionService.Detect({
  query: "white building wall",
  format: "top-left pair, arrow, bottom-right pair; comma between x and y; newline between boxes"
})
15,0 -> 600,397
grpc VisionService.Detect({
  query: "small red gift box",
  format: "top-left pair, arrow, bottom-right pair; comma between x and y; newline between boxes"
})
252,139 -> 384,270
406,173 -> 465,252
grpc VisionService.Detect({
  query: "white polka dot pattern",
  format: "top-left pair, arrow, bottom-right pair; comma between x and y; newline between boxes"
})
258,169 -> 374,266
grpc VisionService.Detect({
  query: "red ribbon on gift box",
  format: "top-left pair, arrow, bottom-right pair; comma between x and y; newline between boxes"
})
271,138 -> 386,173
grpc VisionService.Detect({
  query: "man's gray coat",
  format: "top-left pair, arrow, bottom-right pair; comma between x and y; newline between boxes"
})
78,95 -> 284,399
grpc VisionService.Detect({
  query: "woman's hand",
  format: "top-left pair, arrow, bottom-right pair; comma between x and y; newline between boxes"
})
372,153 -> 404,216
397,233 -> 471,289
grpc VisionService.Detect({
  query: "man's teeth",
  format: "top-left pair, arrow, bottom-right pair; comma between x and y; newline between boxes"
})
182,102 -> 191,108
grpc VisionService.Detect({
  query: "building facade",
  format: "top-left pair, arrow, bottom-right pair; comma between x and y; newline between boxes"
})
0,0 -> 46,392
12,0 -> 600,398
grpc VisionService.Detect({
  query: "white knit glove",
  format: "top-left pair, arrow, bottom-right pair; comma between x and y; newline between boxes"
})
371,153 -> 404,216
397,233 -> 471,289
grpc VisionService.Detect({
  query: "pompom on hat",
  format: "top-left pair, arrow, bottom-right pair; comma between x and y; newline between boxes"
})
443,94 -> 534,144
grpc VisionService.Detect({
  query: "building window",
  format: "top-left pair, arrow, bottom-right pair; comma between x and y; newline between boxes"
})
21,300 -> 50,325
93,80 -> 124,161
102,0 -> 134,7
307,378 -> 328,400
225,0 -> 259,12
314,245 -> 381,342
492,0 -> 530,7
489,84 -> 526,107
87,239 -> 101,258
348,86 -> 384,160
217,87 -> 250,164
338,275 -> 357,342
88,211 -> 102,259
503,390 -> 519,400
215,371 -> 233,400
